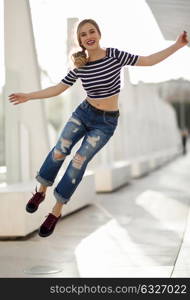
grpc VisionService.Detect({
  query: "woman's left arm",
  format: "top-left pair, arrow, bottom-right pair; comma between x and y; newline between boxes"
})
135,31 -> 189,66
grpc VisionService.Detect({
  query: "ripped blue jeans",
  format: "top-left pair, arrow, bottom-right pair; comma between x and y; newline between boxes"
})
35,99 -> 120,204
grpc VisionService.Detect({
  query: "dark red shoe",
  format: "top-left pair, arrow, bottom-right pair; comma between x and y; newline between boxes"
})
38,213 -> 61,237
26,186 -> 45,213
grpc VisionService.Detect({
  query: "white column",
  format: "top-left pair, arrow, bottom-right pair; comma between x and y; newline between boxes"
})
4,0 -> 49,183
67,18 -> 86,109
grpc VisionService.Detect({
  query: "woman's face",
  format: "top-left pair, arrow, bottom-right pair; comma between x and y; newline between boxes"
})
79,23 -> 101,50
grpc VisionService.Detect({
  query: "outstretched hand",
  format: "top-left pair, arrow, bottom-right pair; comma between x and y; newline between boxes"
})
8,93 -> 30,105
175,31 -> 189,48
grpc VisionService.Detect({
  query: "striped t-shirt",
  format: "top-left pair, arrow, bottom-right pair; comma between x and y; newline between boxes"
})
61,47 -> 139,99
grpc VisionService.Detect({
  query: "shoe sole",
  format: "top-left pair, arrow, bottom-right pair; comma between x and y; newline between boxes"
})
38,229 -> 54,237
26,205 -> 38,213
25,198 -> 45,213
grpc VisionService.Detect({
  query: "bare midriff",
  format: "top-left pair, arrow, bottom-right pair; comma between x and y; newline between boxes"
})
86,93 -> 119,111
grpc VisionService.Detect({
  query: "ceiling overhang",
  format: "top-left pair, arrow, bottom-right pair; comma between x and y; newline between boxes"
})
146,0 -> 190,46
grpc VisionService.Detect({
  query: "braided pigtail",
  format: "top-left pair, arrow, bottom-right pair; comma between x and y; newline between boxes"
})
71,45 -> 88,68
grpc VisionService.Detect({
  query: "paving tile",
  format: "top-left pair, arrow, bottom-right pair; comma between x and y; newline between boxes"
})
172,268 -> 190,278
1,151 -> 190,277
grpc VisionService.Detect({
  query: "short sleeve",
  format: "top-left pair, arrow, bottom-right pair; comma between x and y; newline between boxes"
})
113,48 -> 139,66
61,68 -> 78,86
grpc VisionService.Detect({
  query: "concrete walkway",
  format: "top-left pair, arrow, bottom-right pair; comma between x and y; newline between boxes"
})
0,147 -> 190,278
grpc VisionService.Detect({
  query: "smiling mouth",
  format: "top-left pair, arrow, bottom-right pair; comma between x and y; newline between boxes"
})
86,40 -> 96,46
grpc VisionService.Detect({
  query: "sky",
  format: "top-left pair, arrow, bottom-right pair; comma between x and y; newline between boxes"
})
1,0 -> 190,88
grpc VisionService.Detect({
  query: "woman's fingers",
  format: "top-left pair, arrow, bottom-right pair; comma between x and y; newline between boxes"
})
9,95 -> 17,100
9,97 -> 27,104
182,30 -> 189,43
8,94 -> 21,104
9,97 -> 17,102
8,93 -> 28,105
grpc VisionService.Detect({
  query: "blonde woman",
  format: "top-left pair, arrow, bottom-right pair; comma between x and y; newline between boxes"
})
9,19 -> 189,237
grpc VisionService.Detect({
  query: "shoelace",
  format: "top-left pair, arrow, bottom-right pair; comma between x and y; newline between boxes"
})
43,214 -> 59,230
30,186 -> 45,205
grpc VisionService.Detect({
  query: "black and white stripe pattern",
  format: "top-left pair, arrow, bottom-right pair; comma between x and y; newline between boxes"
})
61,48 -> 139,99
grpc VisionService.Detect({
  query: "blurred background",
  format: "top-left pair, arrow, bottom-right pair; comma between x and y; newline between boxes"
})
1,0 -> 190,171
0,0 -> 190,278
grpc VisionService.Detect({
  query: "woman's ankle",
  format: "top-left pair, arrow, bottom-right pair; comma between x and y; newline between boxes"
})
52,202 -> 63,217
38,185 -> 47,194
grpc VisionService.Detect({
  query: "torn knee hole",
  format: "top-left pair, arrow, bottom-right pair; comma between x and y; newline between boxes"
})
60,138 -> 72,153
87,135 -> 100,148
72,153 -> 86,169
53,149 -> 66,161
69,117 -> 81,126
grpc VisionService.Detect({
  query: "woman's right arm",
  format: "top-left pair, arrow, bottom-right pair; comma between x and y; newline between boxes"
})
8,82 -> 70,105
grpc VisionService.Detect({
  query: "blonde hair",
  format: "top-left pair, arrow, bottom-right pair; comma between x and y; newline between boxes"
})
71,19 -> 101,68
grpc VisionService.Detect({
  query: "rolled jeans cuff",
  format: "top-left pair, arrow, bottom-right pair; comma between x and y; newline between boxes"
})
35,172 -> 54,186
54,188 -> 70,204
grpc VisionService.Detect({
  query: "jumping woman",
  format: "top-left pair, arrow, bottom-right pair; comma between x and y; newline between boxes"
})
8,19 -> 189,237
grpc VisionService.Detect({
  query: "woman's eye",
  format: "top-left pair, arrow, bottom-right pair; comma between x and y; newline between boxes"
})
81,31 -> 95,37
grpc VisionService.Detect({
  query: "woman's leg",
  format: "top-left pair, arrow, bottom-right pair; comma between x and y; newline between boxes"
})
38,184 -> 47,194
53,127 -> 113,209
35,114 -> 87,188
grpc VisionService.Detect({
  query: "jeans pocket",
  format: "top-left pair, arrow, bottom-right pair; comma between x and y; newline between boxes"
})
103,112 -> 119,127
79,99 -> 88,110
